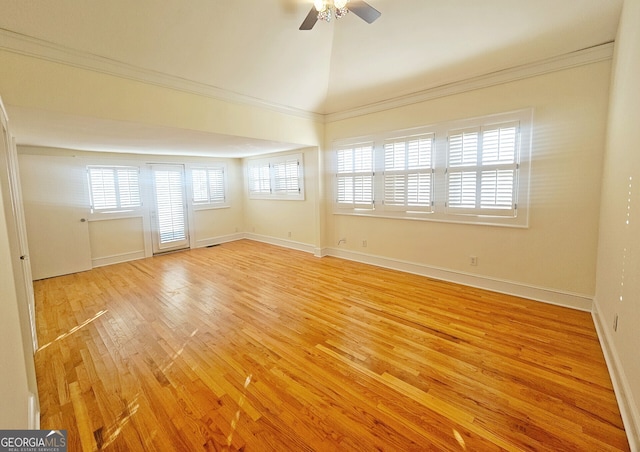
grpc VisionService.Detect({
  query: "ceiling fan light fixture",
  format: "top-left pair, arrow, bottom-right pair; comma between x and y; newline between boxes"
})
314,0 -> 327,12
300,0 -> 379,30
315,0 -> 350,23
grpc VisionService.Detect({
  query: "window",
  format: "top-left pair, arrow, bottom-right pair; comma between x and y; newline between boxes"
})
191,166 -> 228,207
336,142 -> 374,209
446,123 -> 518,216
249,162 -> 271,195
88,166 -> 141,213
247,153 -> 304,200
332,110 -> 531,227
383,133 -> 434,212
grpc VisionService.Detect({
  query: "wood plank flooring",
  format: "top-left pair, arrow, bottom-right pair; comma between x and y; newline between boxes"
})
34,239 -> 629,451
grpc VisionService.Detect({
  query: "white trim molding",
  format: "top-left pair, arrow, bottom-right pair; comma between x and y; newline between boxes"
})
0,29 -> 322,122
244,234 -> 316,255
325,43 -> 615,122
91,250 -> 146,268
592,302 -> 640,451
194,232 -> 245,249
325,247 -> 593,311
0,28 -> 612,124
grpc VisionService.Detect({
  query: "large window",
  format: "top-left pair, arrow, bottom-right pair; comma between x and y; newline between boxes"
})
247,153 -> 304,200
88,166 -> 141,213
191,165 -> 228,208
332,110 -> 532,227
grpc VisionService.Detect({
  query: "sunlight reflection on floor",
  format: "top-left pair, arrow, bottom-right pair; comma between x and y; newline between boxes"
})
37,310 -> 108,352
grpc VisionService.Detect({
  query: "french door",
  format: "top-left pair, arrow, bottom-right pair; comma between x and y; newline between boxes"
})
150,164 -> 189,254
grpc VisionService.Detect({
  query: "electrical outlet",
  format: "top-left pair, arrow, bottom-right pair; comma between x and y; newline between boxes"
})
362,240 -> 367,247
288,231 -> 292,238
338,237 -> 347,245
470,256 -> 478,266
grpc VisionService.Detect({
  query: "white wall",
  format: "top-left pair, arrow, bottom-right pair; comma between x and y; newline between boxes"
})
323,60 -> 612,309
594,0 -> 640,447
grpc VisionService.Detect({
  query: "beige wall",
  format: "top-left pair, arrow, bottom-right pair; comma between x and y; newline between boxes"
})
18,147 -> 246,267
193,159 -> 245,246
594,0 -> 640,446
243,147 -> 320,250
324,61 -> 611,300
0,50 -> 323,148
89,217 -> 145,259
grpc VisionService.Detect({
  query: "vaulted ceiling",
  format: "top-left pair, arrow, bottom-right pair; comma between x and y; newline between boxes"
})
0,0 -> 623,156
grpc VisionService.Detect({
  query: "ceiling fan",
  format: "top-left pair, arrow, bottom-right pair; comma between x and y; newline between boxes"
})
300,0 -> 381,30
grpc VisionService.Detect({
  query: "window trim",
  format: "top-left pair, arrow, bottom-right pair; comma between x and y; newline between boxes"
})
331,109 -> 532,228
247,153 -> 305,201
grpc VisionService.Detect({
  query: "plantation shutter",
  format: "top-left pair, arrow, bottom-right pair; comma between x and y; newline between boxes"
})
336,143 -> 374,209
192,169 -> 209,203
208,167 -> 225,203
192,167 -> 225,204
446,122 -> 519,217
273,157 -> 300,194
154,169 -> 186,243
88,166 -> 141,212
383,133 -> 433,212
249,163 -> 271,194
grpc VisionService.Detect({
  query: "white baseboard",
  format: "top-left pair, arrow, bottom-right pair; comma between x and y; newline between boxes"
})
194,232 -> 245,249
324,247 -> 593,311
592,302 -> 639,451
28,392 -> 39,430
244,233 -> 316,255
91,250 -> 146,268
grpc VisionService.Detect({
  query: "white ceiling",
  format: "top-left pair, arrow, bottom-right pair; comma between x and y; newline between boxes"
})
0,0 -> 623,157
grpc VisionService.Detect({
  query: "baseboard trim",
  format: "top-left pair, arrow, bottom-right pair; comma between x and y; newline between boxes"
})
28,392 -> 40,430
91,250 -> 146,268
592,302 -> 639,451
325,247 -> 593,311
244,234 -> 316,255
194,232 -> 246,249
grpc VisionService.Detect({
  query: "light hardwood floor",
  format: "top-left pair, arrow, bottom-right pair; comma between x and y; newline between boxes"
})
34,240 -> 629,451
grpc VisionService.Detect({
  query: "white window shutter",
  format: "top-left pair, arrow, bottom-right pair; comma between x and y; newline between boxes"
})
192,168 -> 209,203
88,166 -> 141,212
446,122 -> 519,216
208,167 -> 225,202
336,144 -> 374,209
382,133 -> 433,212
154,170 -> 186,243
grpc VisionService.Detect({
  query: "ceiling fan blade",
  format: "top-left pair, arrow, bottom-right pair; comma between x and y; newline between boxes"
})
349,1 -> 381,24
299,6 -> 318,30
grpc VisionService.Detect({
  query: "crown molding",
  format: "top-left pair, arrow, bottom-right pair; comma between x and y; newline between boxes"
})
0,29 -> 614,126
0,29 -> 324,122
325,42 -> 615,123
